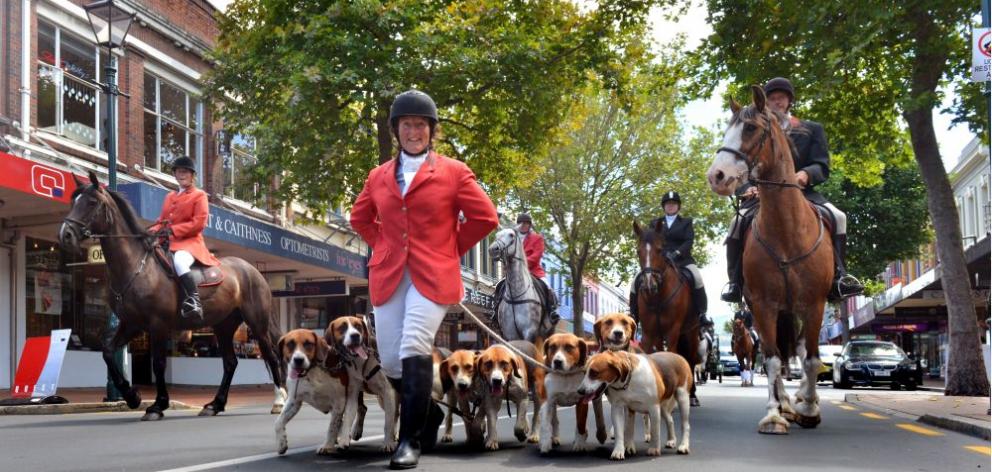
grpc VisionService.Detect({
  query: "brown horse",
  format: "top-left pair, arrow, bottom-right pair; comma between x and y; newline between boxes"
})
706,86 -> 833,434
58,171 -> 286,421
732,319 -> 757,387
633,219 -> 701,406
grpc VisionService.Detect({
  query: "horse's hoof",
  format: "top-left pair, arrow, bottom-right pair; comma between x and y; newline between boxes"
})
198,405 -> 222,417
758,422 -> 789,435
123,389 -> 142,409
441,433 -> 454,443
270,404 -> 283,415
781,411 -> 797,423
140,411 -> 163,421
796,414 -> 821,429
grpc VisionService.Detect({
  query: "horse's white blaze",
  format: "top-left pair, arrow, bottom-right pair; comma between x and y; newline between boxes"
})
644,243 -> 651,270
707,120 -> 748,196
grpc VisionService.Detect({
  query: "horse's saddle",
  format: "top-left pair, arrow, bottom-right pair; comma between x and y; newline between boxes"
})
740,201 -> 835,239
154,246 -> 225,287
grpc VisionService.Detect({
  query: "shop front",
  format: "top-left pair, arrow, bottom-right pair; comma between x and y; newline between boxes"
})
0,151 -> 367,388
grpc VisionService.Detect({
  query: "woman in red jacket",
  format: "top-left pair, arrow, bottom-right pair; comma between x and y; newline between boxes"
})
351,90 -> 498,469
148,156 -> 220,320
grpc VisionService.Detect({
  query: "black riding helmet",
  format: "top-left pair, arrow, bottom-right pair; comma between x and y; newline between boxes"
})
172,156 -> 196,174
763,77 -> 795,106
661,191 -> 681,206
516,212 -> 532,224
390,90 -> 438,133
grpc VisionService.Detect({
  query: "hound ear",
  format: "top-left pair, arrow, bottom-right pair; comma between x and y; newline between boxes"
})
578,340 -> 588,367
593,318 -> 604,348
752,84 -> 766,112
511,356 -> 522,379
314,331 -> 329,363
729,97 -> 742,114
357,319 -> 370,345
88,170 -> 100,186
543,345 -> 554,369
276,334 -> 288,360
439,359 -> 453,393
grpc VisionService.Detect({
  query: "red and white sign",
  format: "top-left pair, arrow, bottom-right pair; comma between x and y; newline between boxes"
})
11,329 -> 72,399
0,151 -> 80,204
972,27 -> 991,82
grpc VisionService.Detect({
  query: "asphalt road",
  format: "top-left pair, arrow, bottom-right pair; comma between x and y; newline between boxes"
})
0,377 -> 987,472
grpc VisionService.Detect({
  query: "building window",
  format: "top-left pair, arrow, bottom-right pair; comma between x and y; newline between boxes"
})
221,132 -> 261,204
143,72 -> 203,176
461,245 -> 477,271
480,234 -> 496,278
37,21 -> 111,150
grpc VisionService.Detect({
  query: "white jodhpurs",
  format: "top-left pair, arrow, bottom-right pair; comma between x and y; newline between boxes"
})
173,250 -> 195,276
684,263 -> 704,288
373,270 -> 449,378
728,201 -> 847,239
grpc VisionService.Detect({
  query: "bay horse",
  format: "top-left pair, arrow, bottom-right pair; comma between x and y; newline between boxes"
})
732,319 -> 757,387
489,228 -> 547,345
706,85 -> 833,434
58,171 -> 286,421
633,219 -> 701,406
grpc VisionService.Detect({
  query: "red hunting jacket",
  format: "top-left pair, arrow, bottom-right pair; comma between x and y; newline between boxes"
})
350,152 -> 499,306
149,187 -> 220,266
523,230 -> 546,278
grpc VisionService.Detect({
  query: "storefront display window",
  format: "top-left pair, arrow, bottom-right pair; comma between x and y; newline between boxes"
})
25,237 -> 109,351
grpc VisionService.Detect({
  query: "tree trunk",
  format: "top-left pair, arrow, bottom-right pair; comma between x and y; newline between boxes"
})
570,262 -> 586,337
904,4 -> 989,397
376,102 -> 394,164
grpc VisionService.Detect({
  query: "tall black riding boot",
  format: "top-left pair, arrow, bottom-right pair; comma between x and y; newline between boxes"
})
828,234 -> 864,302
628,290 -> 639,325
721,238 -> 744,303
693,286 -> 711,327
390,355 -> 444,469
178,273 -> 203,319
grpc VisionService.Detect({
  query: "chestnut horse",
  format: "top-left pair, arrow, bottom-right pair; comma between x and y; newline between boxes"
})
732,319 -> 757,387
633,219 -> 701,406
706,86 -> 833,434
59,172 -> 286,421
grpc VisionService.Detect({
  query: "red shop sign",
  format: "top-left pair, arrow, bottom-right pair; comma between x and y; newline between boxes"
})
0,151 -> 80,204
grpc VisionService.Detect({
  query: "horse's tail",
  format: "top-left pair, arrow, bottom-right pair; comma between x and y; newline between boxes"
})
776,310 -> 798,362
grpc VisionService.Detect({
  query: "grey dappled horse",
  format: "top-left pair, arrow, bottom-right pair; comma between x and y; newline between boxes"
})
488,228 -> 544,345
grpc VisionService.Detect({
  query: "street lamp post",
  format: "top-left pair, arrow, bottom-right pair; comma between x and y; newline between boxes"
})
83,0 -> 135,402
83,0 -> 135,192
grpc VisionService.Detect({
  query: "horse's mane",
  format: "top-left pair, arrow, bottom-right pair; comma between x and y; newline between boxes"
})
107,190 -> 147,236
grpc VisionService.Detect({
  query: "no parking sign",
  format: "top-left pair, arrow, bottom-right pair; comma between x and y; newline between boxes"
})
972,27 -> 991,82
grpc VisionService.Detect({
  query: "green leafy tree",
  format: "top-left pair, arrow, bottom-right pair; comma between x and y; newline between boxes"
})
820,165 -> 932,281
205,0 -> 663,217
516,72 -> 730,336
693,0 -> 988,395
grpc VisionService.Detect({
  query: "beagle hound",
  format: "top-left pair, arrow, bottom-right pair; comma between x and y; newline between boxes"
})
475,341 -> 545,450
594,312 -> 651,442
578,350 -> 693,460
539,333 -> 608,454
274,329 -> 353,456
439,349 -> 487,445
325,316 -> 398,452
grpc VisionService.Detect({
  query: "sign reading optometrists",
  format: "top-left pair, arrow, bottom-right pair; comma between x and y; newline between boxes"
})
972,27 -> 991,82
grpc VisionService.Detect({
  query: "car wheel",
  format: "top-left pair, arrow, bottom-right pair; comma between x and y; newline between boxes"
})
889,382 -> 900,391
834,373 -> 850,389
904,381 -> 917,391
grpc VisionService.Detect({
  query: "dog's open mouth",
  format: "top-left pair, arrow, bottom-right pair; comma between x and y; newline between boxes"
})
580,383 -> 607,403
289,367 -> 307,379
490,382 -> 504,397
347,344 -> 369,360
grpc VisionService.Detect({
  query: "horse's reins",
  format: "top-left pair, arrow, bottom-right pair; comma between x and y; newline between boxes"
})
634,260 -> 684,311
62,215 -> 157,308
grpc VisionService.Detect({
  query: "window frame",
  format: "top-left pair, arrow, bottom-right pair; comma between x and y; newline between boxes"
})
143,72 -> 204,184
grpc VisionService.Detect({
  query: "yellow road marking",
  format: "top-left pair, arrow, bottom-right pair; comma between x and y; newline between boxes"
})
830,400 -> 842,405
860,412 -> 887,420
964,446 -> 991,456
837,405 -> 858,411
896,423 -> 944,436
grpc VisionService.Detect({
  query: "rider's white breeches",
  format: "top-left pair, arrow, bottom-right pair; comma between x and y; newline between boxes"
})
685,264 -> 704,288
728,202 -> 847,239
373,269 -> 448,378
173,250 -> 195,276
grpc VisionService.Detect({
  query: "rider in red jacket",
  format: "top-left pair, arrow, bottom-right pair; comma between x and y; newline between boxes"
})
515,212 -> 558,319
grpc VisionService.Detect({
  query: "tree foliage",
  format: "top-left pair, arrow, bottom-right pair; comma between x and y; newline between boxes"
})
205,0 -> 666,217
515,69 -> 731,334
820,165 -> 931,281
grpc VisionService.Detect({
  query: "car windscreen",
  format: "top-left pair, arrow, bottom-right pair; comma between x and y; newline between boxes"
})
848,343 -> 904,359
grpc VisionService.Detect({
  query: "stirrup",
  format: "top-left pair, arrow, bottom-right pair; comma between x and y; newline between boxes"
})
181,297 -> 203,319
835,274 -> 864,298
721,283 -> 742,303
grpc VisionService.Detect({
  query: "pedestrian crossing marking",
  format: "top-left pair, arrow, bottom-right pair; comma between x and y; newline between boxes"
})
964,446 -> 991,456
896,423 -> 944,436
837,405 -> 858,411
860,412 -> 887,420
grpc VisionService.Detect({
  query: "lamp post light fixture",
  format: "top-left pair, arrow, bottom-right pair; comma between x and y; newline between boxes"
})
83,0 -> 135,191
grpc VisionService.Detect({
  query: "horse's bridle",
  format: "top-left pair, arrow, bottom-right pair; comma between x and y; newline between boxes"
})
716,112 -> 802,190
634,255 -> 683,310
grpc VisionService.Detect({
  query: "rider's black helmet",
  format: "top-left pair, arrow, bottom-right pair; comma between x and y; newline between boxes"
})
661,191 -> 681,206
171,156 -> 196,173
516,212 -> 532,224
763,77 -> 795,105
389,90 -> 439,128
